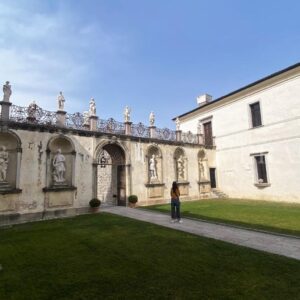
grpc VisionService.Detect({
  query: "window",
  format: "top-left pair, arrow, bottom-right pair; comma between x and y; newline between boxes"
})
250,102 -> 262,128
203,121 -> 213,147
254,155 -> 268,183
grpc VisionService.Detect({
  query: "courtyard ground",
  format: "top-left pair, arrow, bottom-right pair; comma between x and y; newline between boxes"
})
143,198 -> 300,236
0,213 -> 300,299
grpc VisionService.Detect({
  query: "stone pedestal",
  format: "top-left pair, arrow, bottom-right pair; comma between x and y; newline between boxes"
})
145,182 -> 164,198
177,180 -> 189,196
0,181 -> 11,191
176,130 -> 182,142
124,122 -> 132,135
56,110 -> 66,127
198,180 -> 211,198
89,115 -> 98,131
0,101 -> 12,121
149,126 -> 156,139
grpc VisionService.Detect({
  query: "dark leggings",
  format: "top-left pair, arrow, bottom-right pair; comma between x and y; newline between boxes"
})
171,198 -> 181,219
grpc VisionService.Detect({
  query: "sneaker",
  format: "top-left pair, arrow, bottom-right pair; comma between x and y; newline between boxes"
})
178,219 -> 183,224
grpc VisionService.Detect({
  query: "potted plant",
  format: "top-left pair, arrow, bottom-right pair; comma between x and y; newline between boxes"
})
89,198 -> 101,213
128,195 -> 138,208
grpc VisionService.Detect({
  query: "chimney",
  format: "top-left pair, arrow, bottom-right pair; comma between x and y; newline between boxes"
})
196,94 -> 212,107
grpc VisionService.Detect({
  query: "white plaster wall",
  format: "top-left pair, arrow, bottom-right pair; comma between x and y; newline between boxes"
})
179,73 -> 300,202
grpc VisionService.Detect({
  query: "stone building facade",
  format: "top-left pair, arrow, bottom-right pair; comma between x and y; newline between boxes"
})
0,90 -> 215,225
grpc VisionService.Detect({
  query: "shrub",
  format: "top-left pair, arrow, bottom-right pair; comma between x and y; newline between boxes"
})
128,195 -> 138,204
89,198 -> 101,208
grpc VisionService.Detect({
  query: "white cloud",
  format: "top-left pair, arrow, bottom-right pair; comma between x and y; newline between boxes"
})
0,1 -> 129,113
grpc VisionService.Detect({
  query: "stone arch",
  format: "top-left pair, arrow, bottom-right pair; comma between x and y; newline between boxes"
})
46,135 -> 76,188
0,130 -> 22,191
94,140 -> 127,206
174,147 -> 188,182
146,144 -> 163,183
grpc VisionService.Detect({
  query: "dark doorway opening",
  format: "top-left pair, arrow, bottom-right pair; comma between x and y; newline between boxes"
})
209,168 -> 216,188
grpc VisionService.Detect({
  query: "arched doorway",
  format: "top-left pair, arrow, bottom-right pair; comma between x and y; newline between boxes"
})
96,144 -> 126,206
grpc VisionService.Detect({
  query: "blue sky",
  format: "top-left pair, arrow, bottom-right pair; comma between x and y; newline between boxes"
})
1,0 -> 300,128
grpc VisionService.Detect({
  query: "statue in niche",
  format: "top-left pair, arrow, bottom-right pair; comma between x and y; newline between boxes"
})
89,98 -> 96,116
124,106 -> 131,122
57,91 -> 65,111
199,160 -> 207,181
149,154 -> 157,180
53,149 -> 66,184
175,118 -> 180,131
149,111 -> 155,126
83,111 -> 90,126
0,146 -> 9,182
2,81 -> 12,102
177,155 -> 185,180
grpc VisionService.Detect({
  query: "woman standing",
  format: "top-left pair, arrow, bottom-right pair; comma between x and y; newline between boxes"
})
170,181 -> 182,223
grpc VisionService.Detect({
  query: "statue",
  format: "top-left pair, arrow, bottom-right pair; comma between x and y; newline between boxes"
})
53,149 -> 66,183
124,106 -> 131,122
176,118 -> 180,131
27,101 -> 37,120
149,154 -> 157,180
57,92 -> 65,111
177,155 -> 185,180
149,111 -> 155,126
89,98 -> 96,116
199,161 -> 206,180
83,111 -> 90,126
2,81 -> 12,102
0,146 -> 9,182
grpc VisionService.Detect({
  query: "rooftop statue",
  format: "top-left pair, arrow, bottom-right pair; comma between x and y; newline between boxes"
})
149,111 -> 155,126
176,117 -> 180,131
57,91 -> 65,111
89,98 -> 96,116
124,106 -> 131,122
2,81 -> 12,102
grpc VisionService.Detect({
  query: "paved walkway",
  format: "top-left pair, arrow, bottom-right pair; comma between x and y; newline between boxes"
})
102,206 -> 300,261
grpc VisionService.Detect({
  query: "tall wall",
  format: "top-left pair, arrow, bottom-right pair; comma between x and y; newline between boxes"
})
179,70 -> 300,203
0,126 -> 212,223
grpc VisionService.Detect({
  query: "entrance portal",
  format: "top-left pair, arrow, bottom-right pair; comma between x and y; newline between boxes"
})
96,144 -> 126,206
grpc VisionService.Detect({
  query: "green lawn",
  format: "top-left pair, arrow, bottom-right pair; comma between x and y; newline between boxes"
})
144,199 -> 300,236
0,214 -> 300,299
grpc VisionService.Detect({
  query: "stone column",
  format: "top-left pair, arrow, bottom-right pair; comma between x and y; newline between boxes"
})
0,101 -> 12,121
176,130 -> 182,142
197,133 -> 204,145
89,115 -> 98,131
149,126 -> 156,139
124,122 -> 132,135
56,110 -> 66,127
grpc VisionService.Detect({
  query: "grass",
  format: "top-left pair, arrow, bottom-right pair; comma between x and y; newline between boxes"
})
144,198 -> 300,236
0,213 -> 300,299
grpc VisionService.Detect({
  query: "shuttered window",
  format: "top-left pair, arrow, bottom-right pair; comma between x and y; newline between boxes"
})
250,102 -> 262,128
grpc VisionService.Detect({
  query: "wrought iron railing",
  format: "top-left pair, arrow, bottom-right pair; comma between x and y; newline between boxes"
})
97,118 -> 125,134
182,131 -> 198,144
131,122 -> 150,138
7,104 -> 200,144
155,127 -> 176,141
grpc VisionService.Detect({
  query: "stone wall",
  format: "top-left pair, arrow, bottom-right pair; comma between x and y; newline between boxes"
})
0,125 -> 214,224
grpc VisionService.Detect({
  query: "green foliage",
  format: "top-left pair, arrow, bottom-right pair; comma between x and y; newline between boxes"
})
0,214 -> 299,299
145,198 -> 300,236
128,195 -> 138,203
89,198 -> 101,207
